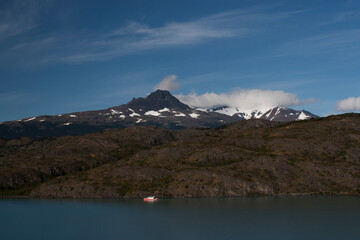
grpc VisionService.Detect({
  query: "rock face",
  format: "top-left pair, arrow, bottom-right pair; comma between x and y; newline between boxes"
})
126,90 -> 190,111
0,113 -> 359,199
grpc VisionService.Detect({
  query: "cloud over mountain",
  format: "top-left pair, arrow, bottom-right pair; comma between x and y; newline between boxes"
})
337,97 -> 360,111
176,89 -> 310,110
154,75 -> 180,92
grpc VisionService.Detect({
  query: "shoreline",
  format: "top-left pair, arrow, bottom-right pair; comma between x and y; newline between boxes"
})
1,191 -> 359,200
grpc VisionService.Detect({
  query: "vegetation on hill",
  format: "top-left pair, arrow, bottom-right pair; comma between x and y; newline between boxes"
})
0,113 -> 359,198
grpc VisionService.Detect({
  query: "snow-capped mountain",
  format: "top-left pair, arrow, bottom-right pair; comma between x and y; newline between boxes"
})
0,90 -> 236,139
259,107 -> 318,121
197,106 -> 318,122
0,90 -> 318,139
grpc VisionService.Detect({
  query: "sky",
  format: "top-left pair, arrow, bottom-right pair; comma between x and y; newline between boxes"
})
0,0 -> 359,122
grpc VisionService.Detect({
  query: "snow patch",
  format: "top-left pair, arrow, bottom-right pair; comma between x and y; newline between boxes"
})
129,112 -> 140,117
265,108 -> 275,118
189,113 -> 200,119
24,117 -> 36,122
144,110 -> 161,116
174,112 -> 186,117
110,109 -> 122,115
119,115 -> 126,119
128,108 -> 140,117
63,122 -> 71,126
297,111 -> 310,120
39,119 -> 45,122
274,107 -> 281,116
159,108 -> 170,112
69,115 -> 77,118
136,118 -> 143,123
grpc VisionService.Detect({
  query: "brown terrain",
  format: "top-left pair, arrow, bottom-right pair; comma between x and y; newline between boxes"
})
0,113 -> 359,199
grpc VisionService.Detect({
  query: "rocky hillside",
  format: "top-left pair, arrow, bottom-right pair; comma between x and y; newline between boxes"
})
0,113 -> 359,199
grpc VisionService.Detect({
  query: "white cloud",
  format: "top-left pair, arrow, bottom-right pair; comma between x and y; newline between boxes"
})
154,75 -> 180,92
337,97 -> 360,111
176,88 -> 310,110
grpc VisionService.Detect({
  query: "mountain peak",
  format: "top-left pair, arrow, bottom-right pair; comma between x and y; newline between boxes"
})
125,90 -> 190,111
146,89 -> 173,100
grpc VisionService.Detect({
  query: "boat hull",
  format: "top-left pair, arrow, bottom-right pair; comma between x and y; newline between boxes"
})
143,198 -> 158,202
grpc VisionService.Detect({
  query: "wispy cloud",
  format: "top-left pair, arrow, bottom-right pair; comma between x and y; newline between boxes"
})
337,97 -> 360,112
0,91 -> 32,105
0,0 -> 46,39
43,11 -> 251,63
5,6 -> 304,64
279,29 -> 360,56
318,10 -> 360,26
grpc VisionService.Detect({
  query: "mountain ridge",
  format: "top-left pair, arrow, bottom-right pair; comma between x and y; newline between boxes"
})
198,106 -> 318,121
0,90 -> 318,139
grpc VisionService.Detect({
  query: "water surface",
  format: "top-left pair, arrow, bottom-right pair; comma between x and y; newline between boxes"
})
1,196 -> 359,240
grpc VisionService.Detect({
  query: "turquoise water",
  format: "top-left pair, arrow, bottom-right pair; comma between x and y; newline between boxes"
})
0,196 -> 359,240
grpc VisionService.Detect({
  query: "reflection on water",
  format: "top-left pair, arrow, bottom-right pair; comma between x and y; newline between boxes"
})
1,196 -> 359,240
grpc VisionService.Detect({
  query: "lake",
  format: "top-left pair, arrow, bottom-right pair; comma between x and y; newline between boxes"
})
1,196 -> 359,240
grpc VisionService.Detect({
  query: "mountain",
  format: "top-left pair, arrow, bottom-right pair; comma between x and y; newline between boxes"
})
0,90 -> 237,139
1,113 -> 359,198
260,107 -> 318,121
0,90 -> 318,139
197,106 -> 318,121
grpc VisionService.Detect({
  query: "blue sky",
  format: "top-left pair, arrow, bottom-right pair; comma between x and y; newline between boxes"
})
0,0 -> 359,121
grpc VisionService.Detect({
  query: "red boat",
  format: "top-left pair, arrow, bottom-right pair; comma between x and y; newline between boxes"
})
143,196 -> 158,202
